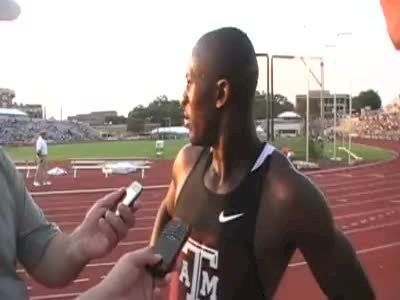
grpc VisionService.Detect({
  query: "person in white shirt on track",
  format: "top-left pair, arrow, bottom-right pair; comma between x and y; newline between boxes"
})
34,131 -> 51,186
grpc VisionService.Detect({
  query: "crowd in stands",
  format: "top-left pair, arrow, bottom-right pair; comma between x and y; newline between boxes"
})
0,118 -> 101,145
337,100 -> 400,140
353,111 -> 400,139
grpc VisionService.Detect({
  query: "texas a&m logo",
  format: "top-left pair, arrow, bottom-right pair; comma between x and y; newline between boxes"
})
178,238 -> 219,299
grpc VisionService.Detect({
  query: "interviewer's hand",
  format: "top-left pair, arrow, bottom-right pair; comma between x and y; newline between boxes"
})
77,247 -> 170,300
71,188 -> 139,262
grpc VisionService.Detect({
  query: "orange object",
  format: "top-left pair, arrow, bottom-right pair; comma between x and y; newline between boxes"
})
281,147 -> 291,155
380,0 -> 400,49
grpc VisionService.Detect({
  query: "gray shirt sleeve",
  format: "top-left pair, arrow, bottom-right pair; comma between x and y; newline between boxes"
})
0,148 -> 60,271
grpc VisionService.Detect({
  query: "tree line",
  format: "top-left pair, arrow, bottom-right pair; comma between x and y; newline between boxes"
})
124,90 -> 383,132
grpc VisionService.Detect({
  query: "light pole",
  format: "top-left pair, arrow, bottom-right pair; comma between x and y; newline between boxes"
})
271,55 -> 295,141
255,53 -> 270,141
324,43 -> 337,160
337,32 -> 354,165
271,55 -> 324,161
164,117 -> 171,139
325,31 -> 352,162
301,25 -> 325,137
299,56 -> 325,137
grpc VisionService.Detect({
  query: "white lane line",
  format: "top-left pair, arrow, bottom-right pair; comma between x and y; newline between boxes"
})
369,174 -> 385,178
73,278 -> 90,283
324,180 -> 400,196
334,207 -> 398,220
30,293 -> 80,299
119,240 -> 148,246
127,226 -> 152,232
336,199 -> 348,203
335,173 -> 353,178
328,186 -> 400,201
31,184 -> 169,197
344,220 -> 400,234
318,172 -> 400,189
23,221 -> 400,273
306,156 -> 398,176
331,195 -> 400,208
35,197 -> 161,204
22,221 -> 400,276
289,241 -> 400,268
18,241 -> 150,274
54,216 -> 156,227
42,206 -> 158,213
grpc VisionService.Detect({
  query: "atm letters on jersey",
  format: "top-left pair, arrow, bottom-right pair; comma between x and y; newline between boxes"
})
178,238 -> 219,300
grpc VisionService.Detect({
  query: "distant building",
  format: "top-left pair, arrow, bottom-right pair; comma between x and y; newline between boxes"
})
68,111 -> 118,126
257,111 -> 303,139
273,111 -> 303,137
16,104 -> 43,119
92,124 -> 127,138
0,107 -> 28,119
0,88 -> 16,108
150,126 -> 189,139
1,88 -> 44,118
296,90 -> 350,119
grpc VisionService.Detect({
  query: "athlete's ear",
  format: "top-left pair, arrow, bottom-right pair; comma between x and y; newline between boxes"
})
215,79 -> 230,109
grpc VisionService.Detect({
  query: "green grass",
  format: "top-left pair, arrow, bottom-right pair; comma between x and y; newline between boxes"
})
272,136 -> 394,162
4,139 -> 188,161
323,140 -> 394,162
3,137 -> 394,163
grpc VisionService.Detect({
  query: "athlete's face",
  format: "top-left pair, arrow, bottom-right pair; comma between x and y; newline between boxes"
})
181,55 -> 228,146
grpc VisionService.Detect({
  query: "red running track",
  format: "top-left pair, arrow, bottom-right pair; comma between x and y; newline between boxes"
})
19,139 -> 400,299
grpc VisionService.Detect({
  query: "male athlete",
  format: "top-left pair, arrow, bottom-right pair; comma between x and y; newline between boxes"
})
150,27 -> 375,299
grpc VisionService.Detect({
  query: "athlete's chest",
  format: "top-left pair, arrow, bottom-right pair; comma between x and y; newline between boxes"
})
174,184 -> 258,244
170,189 -> 260,299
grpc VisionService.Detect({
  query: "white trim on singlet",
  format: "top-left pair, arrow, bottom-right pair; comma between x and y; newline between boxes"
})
251,143 -> 275,172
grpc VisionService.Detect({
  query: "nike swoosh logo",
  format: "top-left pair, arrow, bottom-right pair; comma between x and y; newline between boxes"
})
218,211 -> 244,223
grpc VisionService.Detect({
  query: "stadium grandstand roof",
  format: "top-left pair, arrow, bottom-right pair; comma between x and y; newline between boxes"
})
151,126 -> 189,134
277,111 -> 301,119
0,108 -> 27,116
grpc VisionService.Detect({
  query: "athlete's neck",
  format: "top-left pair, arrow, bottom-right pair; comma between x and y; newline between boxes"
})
209,119 -> 262,187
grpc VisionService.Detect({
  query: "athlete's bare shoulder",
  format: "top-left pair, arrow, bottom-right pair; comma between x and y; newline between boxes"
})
255,149 -> 375,299
263,149 -> 326,211
255,149 -> 332,247
256,147 -> 338,251
172,143 -> 205,196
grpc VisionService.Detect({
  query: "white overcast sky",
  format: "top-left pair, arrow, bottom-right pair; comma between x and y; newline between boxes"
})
0,0 -> 399,119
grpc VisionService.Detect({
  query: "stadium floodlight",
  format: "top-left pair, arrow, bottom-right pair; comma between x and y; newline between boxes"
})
273,55 -> 296,60
256,53 -> 270,141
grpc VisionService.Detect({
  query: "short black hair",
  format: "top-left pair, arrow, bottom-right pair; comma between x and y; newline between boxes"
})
193,27 -> 259,106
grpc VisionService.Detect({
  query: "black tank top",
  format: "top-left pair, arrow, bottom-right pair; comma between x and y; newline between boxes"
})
169,143 -> 275,300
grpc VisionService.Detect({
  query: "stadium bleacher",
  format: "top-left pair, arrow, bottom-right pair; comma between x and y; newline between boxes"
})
0,118 -> 101,145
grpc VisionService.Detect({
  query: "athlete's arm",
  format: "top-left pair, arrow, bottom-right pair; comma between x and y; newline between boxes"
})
291,172 -> 375,299
149,181 -> 175,246
254,153 -> 374,299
